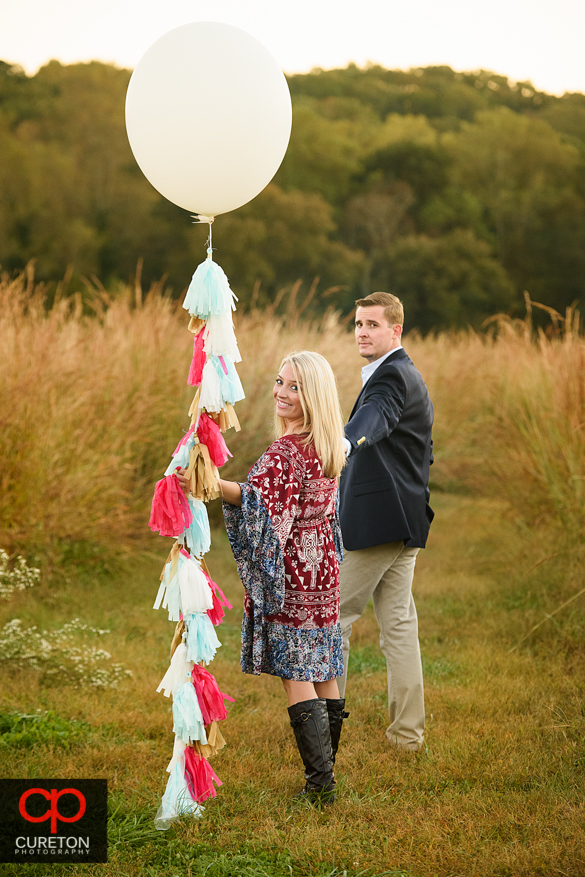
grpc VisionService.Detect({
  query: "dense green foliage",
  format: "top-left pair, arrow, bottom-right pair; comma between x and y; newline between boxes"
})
1,59 -> 585,329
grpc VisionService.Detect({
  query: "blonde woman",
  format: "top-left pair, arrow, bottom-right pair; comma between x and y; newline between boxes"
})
220,351 -> 348,802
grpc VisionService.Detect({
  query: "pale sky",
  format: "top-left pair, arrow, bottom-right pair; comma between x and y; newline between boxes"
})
1,0 -> 584,96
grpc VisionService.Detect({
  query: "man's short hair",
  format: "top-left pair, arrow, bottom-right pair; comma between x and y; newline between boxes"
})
354,291 -> 404,327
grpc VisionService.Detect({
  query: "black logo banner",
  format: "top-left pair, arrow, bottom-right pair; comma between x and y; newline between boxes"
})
0,779 -> 107,864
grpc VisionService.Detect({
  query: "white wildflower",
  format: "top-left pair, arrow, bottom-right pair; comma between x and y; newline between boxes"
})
0,616 -> 132,690
0,550 -> 41,600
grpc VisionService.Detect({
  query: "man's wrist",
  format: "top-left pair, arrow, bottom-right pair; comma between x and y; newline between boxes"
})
342,437 -> 352,458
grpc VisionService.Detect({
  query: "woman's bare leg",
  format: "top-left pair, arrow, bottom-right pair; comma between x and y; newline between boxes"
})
281,678 -> 316,706
314,679 -> 340,699
281,678 -> 340,705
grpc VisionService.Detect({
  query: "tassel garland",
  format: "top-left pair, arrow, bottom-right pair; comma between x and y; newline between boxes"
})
151,239 -> 241,829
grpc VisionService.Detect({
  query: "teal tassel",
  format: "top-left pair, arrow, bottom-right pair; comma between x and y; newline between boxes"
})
212,355 -> 245,406
184,613 -> 221,664
172,681 -> 207,745
178,498 -> 211,557
165,433 -> 195,476
154,759 -> 203,830
163,570 -> 181,622
183,258 -> 237,318
153,560 -> 170,611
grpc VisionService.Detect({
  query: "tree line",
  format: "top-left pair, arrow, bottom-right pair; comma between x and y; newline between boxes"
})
1,59 -> 584,331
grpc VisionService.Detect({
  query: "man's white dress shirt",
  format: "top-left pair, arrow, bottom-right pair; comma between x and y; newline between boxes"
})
343,346 -> 404,457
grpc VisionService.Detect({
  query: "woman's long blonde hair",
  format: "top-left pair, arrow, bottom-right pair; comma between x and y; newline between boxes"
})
274,351 -> 346,479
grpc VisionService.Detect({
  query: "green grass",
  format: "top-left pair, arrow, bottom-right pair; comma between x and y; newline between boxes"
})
0,711 -> 90,749
1,498 -> 585,876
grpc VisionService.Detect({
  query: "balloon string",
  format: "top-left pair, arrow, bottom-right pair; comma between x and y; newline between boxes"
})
191,214 -> 214,259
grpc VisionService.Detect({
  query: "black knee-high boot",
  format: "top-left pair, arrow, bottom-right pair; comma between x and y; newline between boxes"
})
325,698 -> 349,765
288,698 -> 335,801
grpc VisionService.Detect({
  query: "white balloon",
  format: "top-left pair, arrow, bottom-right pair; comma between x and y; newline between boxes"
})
125,22 -> 292,216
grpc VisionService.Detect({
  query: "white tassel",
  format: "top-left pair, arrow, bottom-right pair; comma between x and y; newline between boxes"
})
179,556 -> 214,615
204,313 -> 241,362
166,735 -> 187,774
154,756 -> 203,830
182,258 -> 237,318
198,359 -> 223,413
156,642 -> 193,699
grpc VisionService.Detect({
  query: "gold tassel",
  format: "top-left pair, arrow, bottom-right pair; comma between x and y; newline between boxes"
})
212,403 -> 241,433
200,556 -> 211,578
188,387 -> 201,426
193,720 -> 226,758
186,438 -> 220,502
159,540 -> 181,582
170,619 -> 185,660
188,315 -> 205,334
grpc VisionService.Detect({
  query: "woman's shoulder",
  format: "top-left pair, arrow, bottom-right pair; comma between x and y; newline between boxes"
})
264,435 -> 311,466
267,434 -> 306,454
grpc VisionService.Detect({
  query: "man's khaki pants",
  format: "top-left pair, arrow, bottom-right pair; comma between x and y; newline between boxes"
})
338,541 -> 425,751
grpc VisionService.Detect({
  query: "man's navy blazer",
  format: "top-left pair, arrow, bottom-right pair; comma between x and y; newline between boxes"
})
339,348 -> 434,551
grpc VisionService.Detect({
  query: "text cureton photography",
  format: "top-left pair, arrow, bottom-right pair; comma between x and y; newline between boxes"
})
0,779 -> 107,865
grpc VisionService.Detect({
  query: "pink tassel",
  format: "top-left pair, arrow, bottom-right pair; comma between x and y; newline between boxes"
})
196,413 -> 232,468
188,329 -> 207,387
207,588 -> 226,626
191,664 -> 235,724
205,572 -> 233,626
172,426 -> 194,457
184,746 -> 223,803
206,573 -> 233,611
148,474 -> 193,537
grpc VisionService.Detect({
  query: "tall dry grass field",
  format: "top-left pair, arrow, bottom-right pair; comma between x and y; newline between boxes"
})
1,268 -> 585,877
1,270 -> 583,559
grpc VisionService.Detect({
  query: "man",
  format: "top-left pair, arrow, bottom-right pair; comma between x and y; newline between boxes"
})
338,291 -> 434,752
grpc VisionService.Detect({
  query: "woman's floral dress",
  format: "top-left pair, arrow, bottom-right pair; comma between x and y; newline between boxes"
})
223,434 -> 344,681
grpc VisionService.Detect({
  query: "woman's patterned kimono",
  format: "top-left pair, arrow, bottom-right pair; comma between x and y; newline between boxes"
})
223,434 -> 344,681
